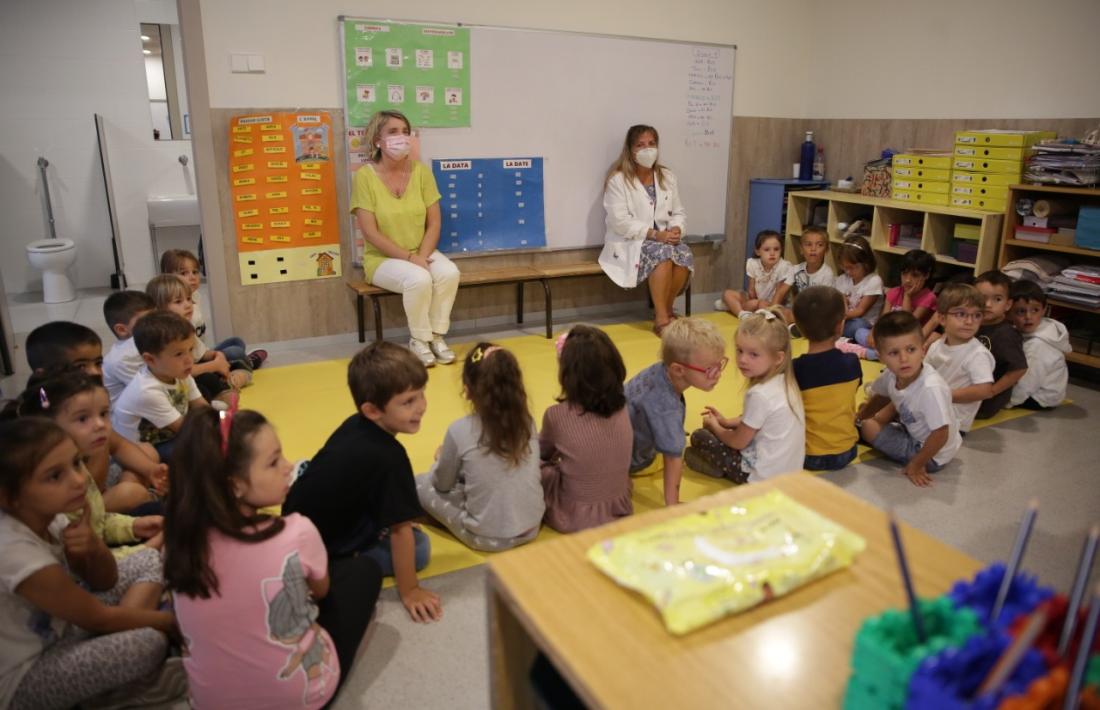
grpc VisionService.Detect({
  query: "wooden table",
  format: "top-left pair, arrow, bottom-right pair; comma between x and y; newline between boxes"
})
487,473 -> 982,709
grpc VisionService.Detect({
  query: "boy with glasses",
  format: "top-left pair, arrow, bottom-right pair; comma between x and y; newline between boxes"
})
924,284 -> 995,434
624,317 -> 726,506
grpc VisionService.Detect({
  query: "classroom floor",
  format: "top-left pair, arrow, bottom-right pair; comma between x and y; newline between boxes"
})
245,311 -> 1100,710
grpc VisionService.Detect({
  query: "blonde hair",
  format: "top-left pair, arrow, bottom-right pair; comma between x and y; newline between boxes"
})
660,317 -> 725,366
735,306 -> 804,423
363,110 -> 411,163
146,274 -> 191,309
604,124 -> 668,190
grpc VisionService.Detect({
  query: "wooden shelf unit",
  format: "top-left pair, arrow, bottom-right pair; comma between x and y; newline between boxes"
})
785,190 -> 1003,278
998,184 -> 1100,370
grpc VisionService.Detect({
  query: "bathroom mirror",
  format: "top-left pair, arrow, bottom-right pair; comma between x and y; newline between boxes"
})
142,22 -> 190,141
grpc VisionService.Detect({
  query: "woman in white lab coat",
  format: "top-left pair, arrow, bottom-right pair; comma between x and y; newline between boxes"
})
599,125 -> 691,335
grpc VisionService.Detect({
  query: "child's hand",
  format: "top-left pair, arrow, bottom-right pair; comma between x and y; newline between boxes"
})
133,515 -> 163,540
702,406 -> 738,429
906,274 -> 927,295
211,351 -> 231,377
150,463 -> 169,494
902,462 -> 934,487
401,585 -> 442,623
63,502 -> 97,559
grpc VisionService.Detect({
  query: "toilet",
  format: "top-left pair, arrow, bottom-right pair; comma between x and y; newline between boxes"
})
26,239 -> 78,303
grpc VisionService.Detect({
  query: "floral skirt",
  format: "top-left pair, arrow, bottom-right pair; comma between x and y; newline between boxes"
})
637,240 -> 694,288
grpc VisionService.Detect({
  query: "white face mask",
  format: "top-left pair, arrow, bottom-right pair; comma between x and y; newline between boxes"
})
380,134 -> 411,160
634,147 -> 658,168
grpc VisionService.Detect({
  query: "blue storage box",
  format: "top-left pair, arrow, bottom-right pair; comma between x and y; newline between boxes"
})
1076,207 -> 1100,251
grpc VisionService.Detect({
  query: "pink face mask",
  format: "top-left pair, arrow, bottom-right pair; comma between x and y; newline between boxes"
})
380,134 -> 411,160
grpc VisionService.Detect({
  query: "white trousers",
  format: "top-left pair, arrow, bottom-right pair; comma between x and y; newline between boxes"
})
371,251 -> 460,341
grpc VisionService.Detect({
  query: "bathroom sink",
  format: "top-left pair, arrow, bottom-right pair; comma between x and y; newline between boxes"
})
146,194 -> 200,228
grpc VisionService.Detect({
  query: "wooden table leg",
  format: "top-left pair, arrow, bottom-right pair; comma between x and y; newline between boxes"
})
685,282 -> 693,316
357,294 -> 365,343
488,575 -> 538,710
372,296 -> 383,342
516,281 -> 524,325
540,279 -> 552,339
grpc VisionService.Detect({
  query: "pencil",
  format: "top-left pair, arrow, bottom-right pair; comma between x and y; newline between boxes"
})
889,511 -> 926,643
1063,584 -> 1100,710
1058,524 -> 1099,657
976,606 -> 1047,697
991,499 -> 1039,623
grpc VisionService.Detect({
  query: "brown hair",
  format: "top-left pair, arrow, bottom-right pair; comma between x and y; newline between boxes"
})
838,235 -> 877,276
936,283 -> 985,314
103,290 -> 155,333
0,418 -> 69,502
754,230 -> 782,252
25,321 -> 101,372
145,274 -> 191,310
872,310 -> 923,344
1009,279 -> 1046,306
463,343 -> 535,466
976,269 -> 1013,293
363,110 -> 411,163
801,226 -> 827,243
604,124 -> 668,190
164,408 -> 284,598
132,311 -> 195,356
159,249 -> 200,276
347,341 -> 428,410
1,369 -> 102,422
557,325 -> 626,417
793,286 -> 846,343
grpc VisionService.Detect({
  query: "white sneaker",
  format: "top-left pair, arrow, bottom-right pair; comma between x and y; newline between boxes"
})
714,298 -> 727,311
409,338 -> 436,367
430,335 -> 456,364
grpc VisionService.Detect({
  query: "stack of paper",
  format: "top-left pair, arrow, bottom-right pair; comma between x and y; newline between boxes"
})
1048,264 -> 1100,307
1025,141 -> 1100,186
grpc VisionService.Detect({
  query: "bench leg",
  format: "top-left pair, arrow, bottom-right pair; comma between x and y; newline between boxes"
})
357,294 -> 365,343
685,282 -> 692,316
516,281 -> 524,325
372,296 -> 383,342
540,279 -> 552,339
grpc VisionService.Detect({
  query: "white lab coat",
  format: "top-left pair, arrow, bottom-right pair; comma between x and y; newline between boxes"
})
598,169 -> 687,288
1009,317 -> 1071,408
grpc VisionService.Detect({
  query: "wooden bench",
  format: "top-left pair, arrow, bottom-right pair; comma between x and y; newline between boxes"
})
346,262 -> 691,343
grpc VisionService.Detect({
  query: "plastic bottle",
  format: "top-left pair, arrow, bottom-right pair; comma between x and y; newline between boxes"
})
799,131 -> 815,181
813,146 -> 825,181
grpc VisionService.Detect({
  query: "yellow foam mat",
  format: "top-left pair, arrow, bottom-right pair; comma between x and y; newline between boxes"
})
240,313 -> 1044,583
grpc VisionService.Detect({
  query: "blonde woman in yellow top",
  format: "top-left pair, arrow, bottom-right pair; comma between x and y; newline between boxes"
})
352,110 -> 460,366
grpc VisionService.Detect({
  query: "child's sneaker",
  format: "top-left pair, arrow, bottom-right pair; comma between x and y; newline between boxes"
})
835,337 -> 868,358
714,298 -> 727,312
247,349 -> 268,370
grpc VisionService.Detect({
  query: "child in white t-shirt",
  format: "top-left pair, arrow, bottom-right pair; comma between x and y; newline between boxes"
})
1008,280 -> 1071,410
112,311 -> 208,460
102,290 -> 156,404
857,312 -> 961,487
834,236 -> 884,349
781,227 -> 834,333
685,307 -> 805,483
717,230 -> 794,316
923,284 -> 995,433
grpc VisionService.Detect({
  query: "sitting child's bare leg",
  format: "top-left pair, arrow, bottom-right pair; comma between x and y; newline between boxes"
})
137,442 -> 160,463
721,290 -> 746,313
102,478 -> 155,513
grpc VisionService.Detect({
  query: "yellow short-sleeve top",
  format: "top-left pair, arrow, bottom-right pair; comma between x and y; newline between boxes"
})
350,161 -> 442,281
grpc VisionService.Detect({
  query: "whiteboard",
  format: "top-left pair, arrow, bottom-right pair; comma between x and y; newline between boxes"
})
342,20 -> 735,252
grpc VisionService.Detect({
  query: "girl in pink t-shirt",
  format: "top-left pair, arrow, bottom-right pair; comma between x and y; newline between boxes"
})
856,249 -> 937,359
164,405 -> 381,709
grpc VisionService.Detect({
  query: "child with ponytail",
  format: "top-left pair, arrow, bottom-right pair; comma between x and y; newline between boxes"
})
417,342 -> 545,551
686,306 -> 806,483
0,419 -> 174,709
164,404 -> 382,708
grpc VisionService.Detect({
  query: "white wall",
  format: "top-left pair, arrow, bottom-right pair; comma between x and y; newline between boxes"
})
0,0 -> 199,296
806,0 -> 1100,119
197,0 -> 814,118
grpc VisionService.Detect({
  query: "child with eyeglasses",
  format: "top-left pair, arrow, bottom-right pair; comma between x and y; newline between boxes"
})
624,317 -> 726,506
923,284 -> 995,434
685,307 -> 805,484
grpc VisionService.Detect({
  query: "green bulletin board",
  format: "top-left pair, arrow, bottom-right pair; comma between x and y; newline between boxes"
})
342,19 -> 471,128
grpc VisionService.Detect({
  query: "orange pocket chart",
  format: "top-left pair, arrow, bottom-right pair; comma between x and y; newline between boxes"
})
228,112 -> 342,285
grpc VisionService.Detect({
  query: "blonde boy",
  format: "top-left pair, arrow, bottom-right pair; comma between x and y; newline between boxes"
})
924,284 -> 995,433
624,317 -> 727,506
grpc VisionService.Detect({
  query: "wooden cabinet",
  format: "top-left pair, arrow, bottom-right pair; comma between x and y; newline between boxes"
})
998,184 -> 1100,369
785,190 -> 1003,278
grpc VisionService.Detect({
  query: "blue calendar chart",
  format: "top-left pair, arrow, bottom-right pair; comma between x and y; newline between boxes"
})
432,157 -> 546,252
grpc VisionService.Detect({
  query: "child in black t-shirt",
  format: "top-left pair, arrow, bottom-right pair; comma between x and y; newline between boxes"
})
974,271 -> 1028,420
283,342 -> 441,623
